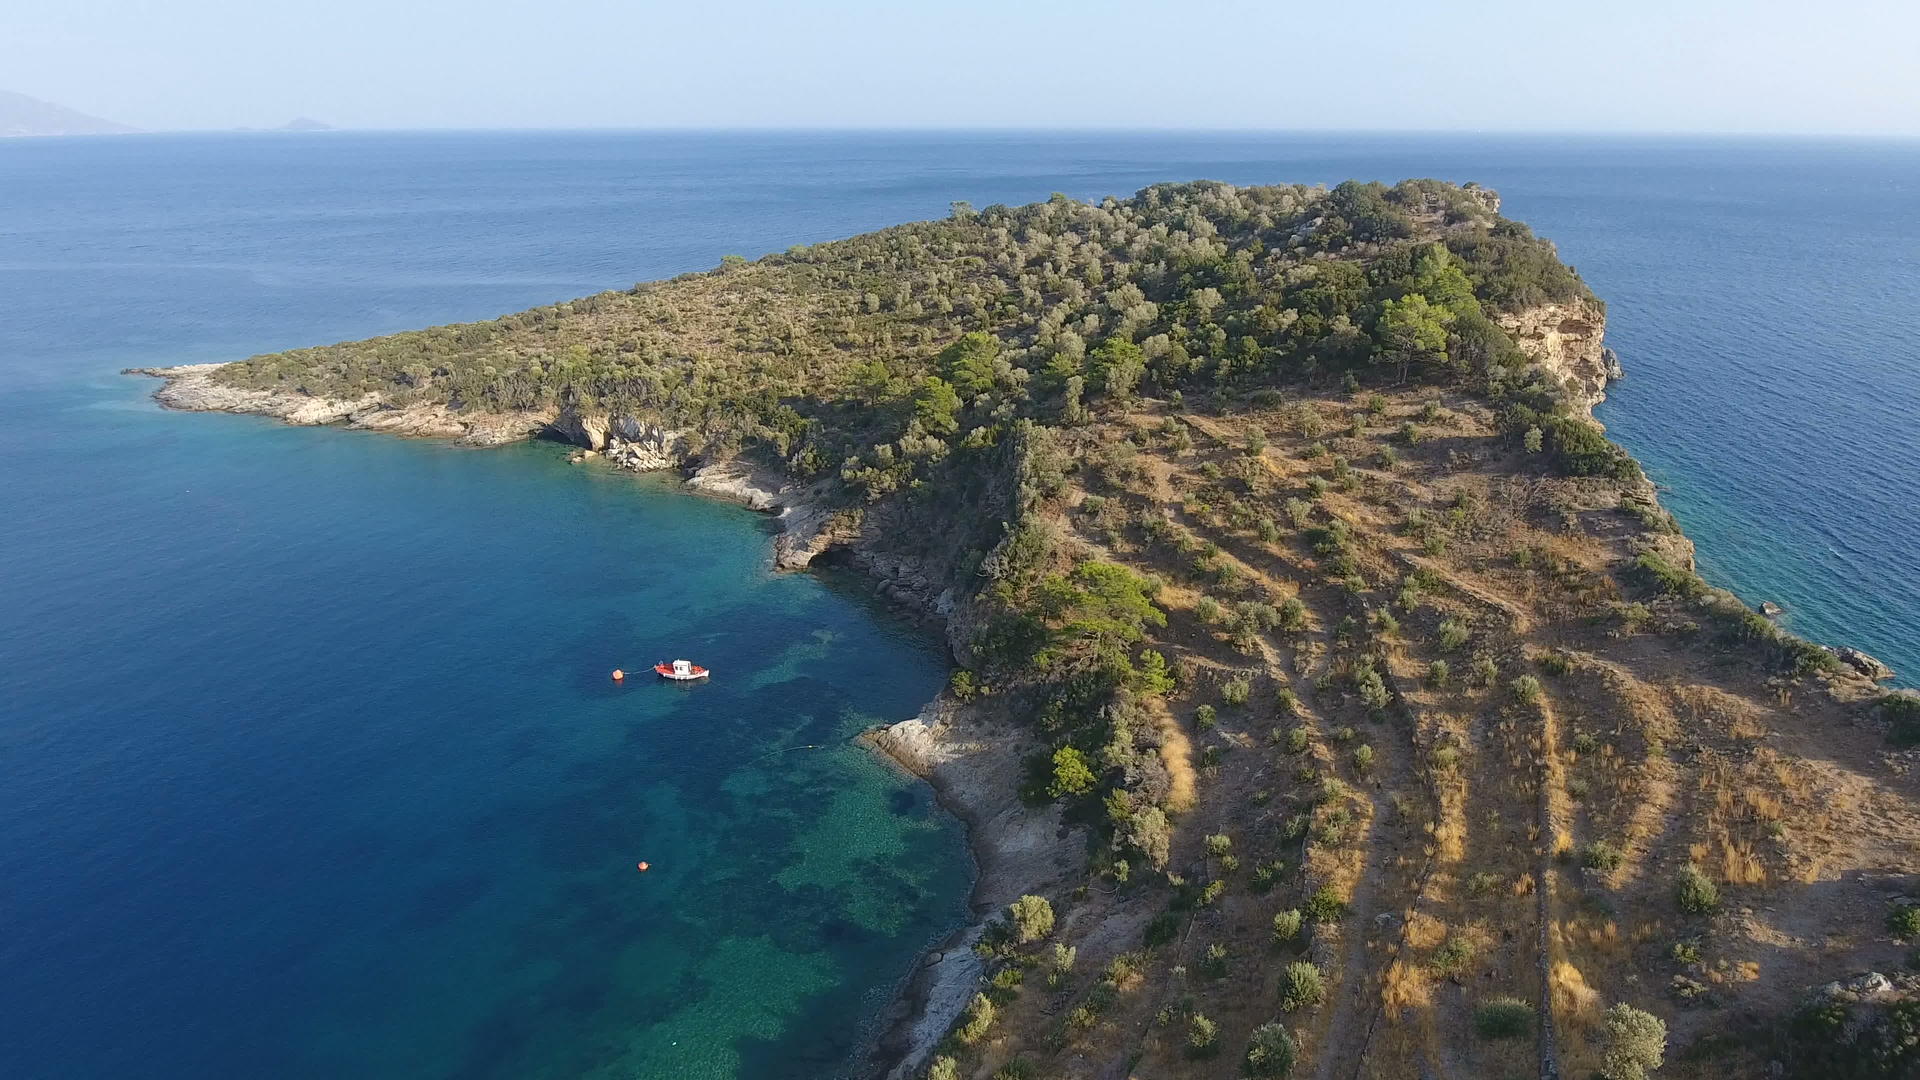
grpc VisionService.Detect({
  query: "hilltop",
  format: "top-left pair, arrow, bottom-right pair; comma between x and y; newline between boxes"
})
140,180 -> 1920,1080
0,90 -> 137,137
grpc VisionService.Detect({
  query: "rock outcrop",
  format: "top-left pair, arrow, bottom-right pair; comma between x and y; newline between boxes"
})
1499,299 -> 1622,415
130,364 -> 546,445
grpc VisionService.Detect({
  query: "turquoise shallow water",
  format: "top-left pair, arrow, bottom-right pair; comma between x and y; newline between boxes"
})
2,132 -> 1916,1078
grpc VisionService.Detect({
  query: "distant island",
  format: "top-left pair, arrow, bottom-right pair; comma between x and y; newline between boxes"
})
232,117 -> 336,133
137,180 -> 1920,1080
0,90 -> 137,137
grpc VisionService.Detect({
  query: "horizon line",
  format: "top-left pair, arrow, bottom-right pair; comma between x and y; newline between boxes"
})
15,124 -> 1920,143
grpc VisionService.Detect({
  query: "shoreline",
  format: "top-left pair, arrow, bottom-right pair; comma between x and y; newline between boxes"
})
855,702 -> 1083,1080
128,361 -> 1049,1077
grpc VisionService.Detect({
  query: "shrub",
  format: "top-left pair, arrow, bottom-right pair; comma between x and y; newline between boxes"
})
1223,676 -> 1252,706
1243,1021 -> 1297,1077
1430,936 -> 1474,975
927,1055 -> 959,1080
1254,861 -> 1289,894
1275,686 -> 1300,715
1047,746 -> 1097,799
956,991 -> 996,1044
1145,911 -> 1180,947
1885,693 -> 1920,747
1675,865 -> 1720,915
1279,962 -> 1325,1011
1352,745 -> 1375,772
1582,840 -> 1624,872
1426,659 -> 1450,688
1206,833 -> 1233,858
1008,895 -> 1055,943
1284,726 -> 1310,754
1509,675 -> 1543,705
1272,908 -> 1304,944
949,669 -> 980,701
1890,904 -> 1920,940
1195,704 -> 1218,730
1474,997 -> 1533,1040
1437,618 -> 1469,651
1303,886 -> 1346,922
1202,941 -> 1231,977
1599,1002 -> 1666,1080
1188,1012 -> 1220,1056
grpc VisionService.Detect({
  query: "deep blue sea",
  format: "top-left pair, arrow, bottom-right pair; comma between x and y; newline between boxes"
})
2,131 -> 1916,1079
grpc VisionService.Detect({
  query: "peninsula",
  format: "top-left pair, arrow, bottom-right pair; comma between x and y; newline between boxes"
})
138,180 -> 1920,1080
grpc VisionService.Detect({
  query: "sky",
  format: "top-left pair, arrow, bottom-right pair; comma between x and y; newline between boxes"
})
4,0 -> 1917,135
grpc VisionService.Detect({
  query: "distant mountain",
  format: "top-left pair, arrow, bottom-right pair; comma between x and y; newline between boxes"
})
277,116 -> 333,132
0,90 -> 138,137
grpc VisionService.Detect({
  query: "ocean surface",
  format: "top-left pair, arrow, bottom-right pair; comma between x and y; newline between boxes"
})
2,131 -> 1916,1078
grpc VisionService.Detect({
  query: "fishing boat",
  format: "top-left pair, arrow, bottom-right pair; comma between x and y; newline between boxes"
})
654,659 -> 710,681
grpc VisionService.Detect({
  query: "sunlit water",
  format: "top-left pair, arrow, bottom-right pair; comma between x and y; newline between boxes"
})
2,130 -> 1914,1078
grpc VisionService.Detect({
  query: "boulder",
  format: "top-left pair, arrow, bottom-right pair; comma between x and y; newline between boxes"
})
1834,647 -> 1894,682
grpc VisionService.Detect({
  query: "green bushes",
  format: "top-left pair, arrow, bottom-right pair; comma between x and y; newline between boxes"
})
1188,1012 -> 1220,1056
1632,551 -> 1707,599
1271,908 -> 1304,944
1884,693 -> 1920,747
1278,962 -> 1325,1011
1889,904 -> 1920,940
1675,865 -> 1721,915
1599,1003 -> 1666,1080
1006,895 -> 1055,943
1581,840 -> 1624,872
1473,997 -> 1533,1039
1303,886 -> 1346,922
1243,1022 -> 1297,1076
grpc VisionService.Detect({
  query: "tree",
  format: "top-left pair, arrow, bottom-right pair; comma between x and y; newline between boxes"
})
1376,292 -> 1455,383
1599,1003 -> 1666,1080
1089,336 -> 1146,401
1047,746 -> 1097,799
1124,804 -> 1172,868
940,331 -> 1002,399
956,991 -> 996,1044
1410,243 -> 1481,318
1007,894 -> 1055,943
912,376 -> 961,436
1244,1022 -> 1297,1077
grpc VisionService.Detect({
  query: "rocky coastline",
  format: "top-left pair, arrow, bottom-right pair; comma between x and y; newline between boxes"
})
130,360 -> 1046,1074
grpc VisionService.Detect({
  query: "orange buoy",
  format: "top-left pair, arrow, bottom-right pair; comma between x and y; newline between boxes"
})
611,669 -> 625,681
636,861 -> 651,872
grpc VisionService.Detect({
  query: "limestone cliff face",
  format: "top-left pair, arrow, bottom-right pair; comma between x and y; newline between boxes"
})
1498,299 -> 1623,416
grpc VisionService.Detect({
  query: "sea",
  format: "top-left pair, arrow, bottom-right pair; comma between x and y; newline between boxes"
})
2,131 -> 1915,1079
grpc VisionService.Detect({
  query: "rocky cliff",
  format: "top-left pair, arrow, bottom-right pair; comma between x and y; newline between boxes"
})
1498,299 -> 1623,415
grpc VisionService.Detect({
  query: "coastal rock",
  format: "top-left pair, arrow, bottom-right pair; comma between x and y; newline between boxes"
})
602,427 -> 687,472
1760,601 -> 1785,619
131,364 -> 548,444
548,406 -> 610,451
685,455 -> 788,511
1498,299 -> 1618,415
1831,647 -> 1895,682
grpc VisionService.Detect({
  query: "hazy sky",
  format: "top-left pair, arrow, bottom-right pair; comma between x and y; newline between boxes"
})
5,0 -> 1917,135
